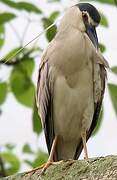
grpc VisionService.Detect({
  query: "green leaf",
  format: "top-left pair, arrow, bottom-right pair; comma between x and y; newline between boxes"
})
24,159 -> 33,167
49,11 -> 60,22
24,151 -> 48,168
5,144 -> 15,151
48,0 -> 61,2
1,152 -> 20,175
0,0 -> 42,14
32,100 -> 42,135
10,66 -> 35,108
42,17 -> 57,42
0,25 -> 5,49
99,43 -> 106,53
111,66 -> 117,75
19,57 -> 35,77
22,144 -> 34,154
0,12 -> 16,24
108,84 -> 117,115
96,0 -> 115,4
16,2 -> 42,14
0,82 -> 8,105
100,13 -> 109,27
3,47 -> 22,62
32,151 -> 48,168
0,0 -> 15,7
92,107 -> 104,136
80,0 -> 115,5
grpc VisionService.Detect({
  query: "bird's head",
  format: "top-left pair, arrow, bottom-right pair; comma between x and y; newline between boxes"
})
76,3 -> 101,49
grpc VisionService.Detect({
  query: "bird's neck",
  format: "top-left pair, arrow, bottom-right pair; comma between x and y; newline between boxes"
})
58,7 -> 85,33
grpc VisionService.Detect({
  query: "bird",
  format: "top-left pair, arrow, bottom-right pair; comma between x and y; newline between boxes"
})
36,2 -> 109,173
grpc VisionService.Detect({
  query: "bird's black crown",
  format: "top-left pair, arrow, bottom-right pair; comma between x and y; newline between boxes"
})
76,3 -> 101,24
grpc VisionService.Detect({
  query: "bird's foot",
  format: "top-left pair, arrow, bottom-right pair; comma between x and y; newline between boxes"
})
25,163 -> 46,176
40,160 -> 53,175
40,160 -> 63,176
81,130 -> 89,160
84,156 -> 88,160
25,160 -> 63,177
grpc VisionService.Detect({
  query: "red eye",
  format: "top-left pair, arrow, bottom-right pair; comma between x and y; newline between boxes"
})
82,13 -> 88,22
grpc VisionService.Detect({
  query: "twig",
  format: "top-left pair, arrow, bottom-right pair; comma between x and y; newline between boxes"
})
20,19 -> 31,46
9,23 -> 22,44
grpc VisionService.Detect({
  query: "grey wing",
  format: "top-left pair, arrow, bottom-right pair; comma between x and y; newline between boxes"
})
88,64 -> 107,140
74,64 -> 107,160
36,61 -> 55,155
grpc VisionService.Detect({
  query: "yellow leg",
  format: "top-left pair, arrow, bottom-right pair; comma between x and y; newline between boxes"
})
26,136 -> 58,176
40,136 -> 58,174
48,136 -> 58,161
81,131 -> 88,160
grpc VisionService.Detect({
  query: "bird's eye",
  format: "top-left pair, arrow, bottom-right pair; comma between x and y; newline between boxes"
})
82,12 -> 88,22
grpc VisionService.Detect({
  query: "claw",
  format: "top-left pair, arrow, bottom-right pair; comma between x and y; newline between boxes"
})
39,161 -> 52,176
81,130 -> 89,160
39,160 -> 63,176
25,164 -> 46,176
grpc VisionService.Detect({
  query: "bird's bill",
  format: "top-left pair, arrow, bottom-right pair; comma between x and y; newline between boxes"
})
86,25 -> 98,49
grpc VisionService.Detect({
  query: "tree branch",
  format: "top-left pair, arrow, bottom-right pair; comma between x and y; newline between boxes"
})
2,155 -> 117,179
9,23 -> 22,44
20,19 -> 31,46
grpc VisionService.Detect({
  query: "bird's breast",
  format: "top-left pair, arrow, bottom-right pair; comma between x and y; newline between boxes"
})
49,28 -> 94,141
49,28 -> 92,78
53,65 -> 94,141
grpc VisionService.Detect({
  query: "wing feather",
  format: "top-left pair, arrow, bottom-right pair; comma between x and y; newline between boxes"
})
37,59 -> 55,155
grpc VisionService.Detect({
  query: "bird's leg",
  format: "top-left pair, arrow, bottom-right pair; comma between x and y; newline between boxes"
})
40,135 -> 58,174
81,130 -> 88,160
48,136 -> 58,162
40,136 -> 63,175
26,136 -> 58,176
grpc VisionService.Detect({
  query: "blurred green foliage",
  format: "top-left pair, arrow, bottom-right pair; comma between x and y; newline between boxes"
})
0,144 -> 48,177
32,100 -> 42,135
1,152 -> 20,175
10,60 -> 35,107
100,12 -> 109,27
108,84 -> 117,115
42,11 -> 60,41
0,0 -> 117,177
0,82 -> 8,105
0,25 -> 5,49
84,0 -> 115,5
0,0 -> 42,14
0,12 -> 16,24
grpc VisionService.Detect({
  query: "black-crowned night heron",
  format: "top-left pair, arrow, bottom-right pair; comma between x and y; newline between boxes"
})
36,2 -> 109,174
